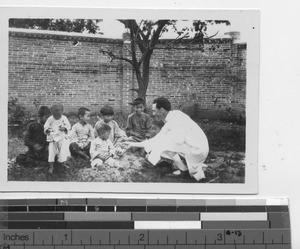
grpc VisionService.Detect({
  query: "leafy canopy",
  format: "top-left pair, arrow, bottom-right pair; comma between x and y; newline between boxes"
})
9,18 -> 102,34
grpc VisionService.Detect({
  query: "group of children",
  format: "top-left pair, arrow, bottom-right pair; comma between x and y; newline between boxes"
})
17,98 -> 164,174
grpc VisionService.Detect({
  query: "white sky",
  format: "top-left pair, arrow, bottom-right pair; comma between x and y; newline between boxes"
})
96,19 -> 250,42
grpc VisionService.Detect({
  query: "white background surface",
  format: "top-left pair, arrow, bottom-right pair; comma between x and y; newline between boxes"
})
0,0 -> 300,247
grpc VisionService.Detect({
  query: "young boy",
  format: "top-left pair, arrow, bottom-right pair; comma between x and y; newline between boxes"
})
94,105 -> 126,144
44,103 -> 71,174
125,98 -> 152,142
69,107 -> 94,160
149,119 -> 165,138
16,106 -> 51,167
90,124 -> 121,168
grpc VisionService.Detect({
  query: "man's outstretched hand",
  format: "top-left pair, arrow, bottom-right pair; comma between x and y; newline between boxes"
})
122,141 -> 144,149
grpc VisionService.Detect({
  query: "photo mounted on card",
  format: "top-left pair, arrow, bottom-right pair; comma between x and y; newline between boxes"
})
0,7 -> 259,194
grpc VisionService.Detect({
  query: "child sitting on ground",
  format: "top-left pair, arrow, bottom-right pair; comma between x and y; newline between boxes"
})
94,105 -> 126,144
90,124 -> 122,168
44,103 -> 71,174
125,98 -> 152,142
16,106 -> 51,168
69,107 -> 94,160
149,119 -> 165,138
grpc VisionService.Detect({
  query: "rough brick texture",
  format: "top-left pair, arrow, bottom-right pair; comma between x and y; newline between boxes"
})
8,29 -> 246,114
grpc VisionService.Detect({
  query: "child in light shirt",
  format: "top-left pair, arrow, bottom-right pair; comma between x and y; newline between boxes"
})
69,107 -> 94,160
90,124 -> 122,168
94,105 -> 126,144
44,103 -> 71,174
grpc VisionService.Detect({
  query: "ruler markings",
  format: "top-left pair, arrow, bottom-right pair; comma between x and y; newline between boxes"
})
0,198 -> 291,248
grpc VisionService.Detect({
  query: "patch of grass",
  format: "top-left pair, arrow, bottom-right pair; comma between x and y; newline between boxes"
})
7,116 -> 245,183
200,121 -> 245,151
8,137 -> 27,159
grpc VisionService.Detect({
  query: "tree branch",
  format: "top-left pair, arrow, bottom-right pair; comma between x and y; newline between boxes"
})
164,33 -> 190,49
149,20 -> 170,49
206,31 -> 219,39
129,88 -> 139,93
131,20 -> 146,53
119,19 -> 146,54
99,49 -> 135,67
137,20 -> 170,66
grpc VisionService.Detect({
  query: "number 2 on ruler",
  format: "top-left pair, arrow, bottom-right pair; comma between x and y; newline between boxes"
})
139,233 -> 145,241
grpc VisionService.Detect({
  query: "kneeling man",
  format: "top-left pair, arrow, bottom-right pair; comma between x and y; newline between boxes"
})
126,97 -> 209,181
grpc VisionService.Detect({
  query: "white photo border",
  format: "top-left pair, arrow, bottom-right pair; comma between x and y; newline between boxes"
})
0,7 -> 259,194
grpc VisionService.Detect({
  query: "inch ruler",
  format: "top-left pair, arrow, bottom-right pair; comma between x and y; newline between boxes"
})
0,198 -> 291,249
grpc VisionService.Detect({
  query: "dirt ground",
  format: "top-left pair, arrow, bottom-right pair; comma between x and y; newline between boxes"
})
7,137 -> 245,183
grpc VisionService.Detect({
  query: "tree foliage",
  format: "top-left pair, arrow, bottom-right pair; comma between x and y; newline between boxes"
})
100,19 -> 230,101
9,18 -> 102,34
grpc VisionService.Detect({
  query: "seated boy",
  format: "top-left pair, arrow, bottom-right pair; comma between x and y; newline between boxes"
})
90,124 -> 122,168
44,103 -> 71,174
69,107 -> 94,160
125,98 -> 152,142
149,119 -> 165,138
94,105 -> 126,144
16,106 -> 51,167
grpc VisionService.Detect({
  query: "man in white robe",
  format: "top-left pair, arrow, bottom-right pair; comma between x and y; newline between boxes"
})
125,97 -> 209,181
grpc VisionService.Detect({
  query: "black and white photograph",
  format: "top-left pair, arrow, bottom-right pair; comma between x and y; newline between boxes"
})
1,8 -> 259,193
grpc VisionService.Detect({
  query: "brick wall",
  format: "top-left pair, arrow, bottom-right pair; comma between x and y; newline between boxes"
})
8,29 -> 246,114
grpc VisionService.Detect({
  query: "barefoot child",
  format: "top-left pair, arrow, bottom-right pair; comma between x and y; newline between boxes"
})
125,98 -> 152,142
94,105 -> 126,144
16,106 -> 51,167
69,107 -> 94,160
90,124 -> 121,168
44,103 -> 71,174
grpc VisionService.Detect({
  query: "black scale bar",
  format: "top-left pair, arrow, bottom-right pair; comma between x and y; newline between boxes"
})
0,205 -> 290,212
1,221 -> 135,229
87,206 -> 115,212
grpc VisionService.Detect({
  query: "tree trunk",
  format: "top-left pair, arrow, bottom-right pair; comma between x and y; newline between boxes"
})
136,76 -> 147,101
133,55 -> 151,103
138,54 -> 151,102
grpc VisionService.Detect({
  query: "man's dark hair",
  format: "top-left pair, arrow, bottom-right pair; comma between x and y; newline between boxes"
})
153,97 -> 171,111
38,106 -> 51,117
78,107 -> 90,118
100,105 -> 114,116
132,98 -> 145,106
96,123 -> 112,136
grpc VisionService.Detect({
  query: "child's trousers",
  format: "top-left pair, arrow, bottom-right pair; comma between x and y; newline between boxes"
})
48,139 -> 70,163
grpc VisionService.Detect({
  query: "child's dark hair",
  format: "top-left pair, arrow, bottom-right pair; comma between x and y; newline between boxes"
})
38,106 -> 51,117
78,107 -> 90,118
132,98 -> 145,106
96,124 -> 111,136
152,119 -> 165,129
153,97 -> 171,111
100,105 -> 114,116
50,103 -> 63,112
